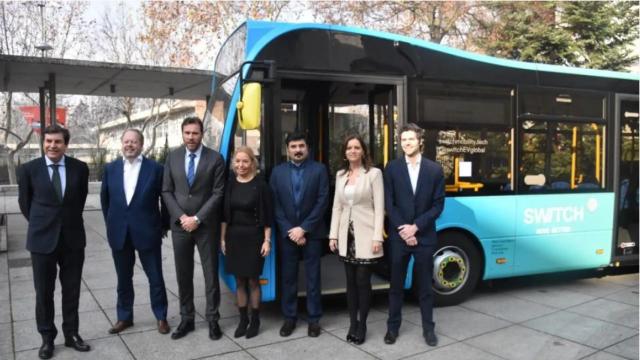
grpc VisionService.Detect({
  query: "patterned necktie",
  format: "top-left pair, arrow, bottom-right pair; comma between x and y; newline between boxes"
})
51,164 -> 63,201
187,153 -> 196,187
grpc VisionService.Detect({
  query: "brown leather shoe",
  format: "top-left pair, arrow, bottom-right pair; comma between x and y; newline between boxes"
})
157,320 -> 170,334
108,320 -> 133,334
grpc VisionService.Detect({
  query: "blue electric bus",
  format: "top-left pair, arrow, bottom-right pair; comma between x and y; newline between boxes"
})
203,21 -> 639,306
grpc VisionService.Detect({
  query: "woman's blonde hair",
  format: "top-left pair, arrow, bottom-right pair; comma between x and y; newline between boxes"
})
232,146 -> 259,176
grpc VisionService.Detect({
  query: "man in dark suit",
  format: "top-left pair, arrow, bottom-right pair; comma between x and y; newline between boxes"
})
269,132 -> 329,338
162,117 -> 225,340
383,123 -> 445,347
100,129 -> 170,335
18,125 -> 91,359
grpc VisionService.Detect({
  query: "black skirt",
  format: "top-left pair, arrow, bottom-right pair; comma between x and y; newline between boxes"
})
225,225 -> 265,278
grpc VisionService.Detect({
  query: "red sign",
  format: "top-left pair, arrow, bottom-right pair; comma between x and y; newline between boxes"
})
18,106 -> 67,133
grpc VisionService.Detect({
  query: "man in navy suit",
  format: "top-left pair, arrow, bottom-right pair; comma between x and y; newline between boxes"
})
100,129 -> 170,336
18,125 -> 91,359
383,123 -> 445,347
269,132 -> 329,338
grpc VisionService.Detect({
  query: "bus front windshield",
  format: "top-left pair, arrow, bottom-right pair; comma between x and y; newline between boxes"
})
203,24 -> 247,151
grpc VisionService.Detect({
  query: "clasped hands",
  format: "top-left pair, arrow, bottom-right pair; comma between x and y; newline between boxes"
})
288,226 -> 306,246
398,224 -> 418,246
179,214 -> 199,232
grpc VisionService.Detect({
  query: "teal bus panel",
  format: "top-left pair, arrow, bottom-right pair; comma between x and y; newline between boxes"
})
514,193 -> 614,276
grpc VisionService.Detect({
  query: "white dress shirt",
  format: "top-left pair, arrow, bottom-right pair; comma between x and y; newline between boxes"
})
123,155 -> 143,205
405,155 -> 421,195
184,144 -> 203,177
45,155 -> 66,196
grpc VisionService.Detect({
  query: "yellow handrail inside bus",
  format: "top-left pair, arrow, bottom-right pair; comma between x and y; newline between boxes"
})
593,124 -> 601,182
445,157 -> 484,192
383,123 -> 389,166
571,126 -> 577,189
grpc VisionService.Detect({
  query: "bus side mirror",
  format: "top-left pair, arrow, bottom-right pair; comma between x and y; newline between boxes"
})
236,82 -> 261,130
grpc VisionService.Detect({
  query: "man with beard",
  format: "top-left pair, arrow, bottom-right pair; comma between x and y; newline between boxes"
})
162,117 -> 225,340
269,132 -> 329,338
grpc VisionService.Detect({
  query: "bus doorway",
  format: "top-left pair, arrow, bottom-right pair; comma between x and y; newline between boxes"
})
272,75 -> 402,295
615,95 -> 639,261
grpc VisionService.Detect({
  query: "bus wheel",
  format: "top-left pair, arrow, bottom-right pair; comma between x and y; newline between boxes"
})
432,232 -> 482,307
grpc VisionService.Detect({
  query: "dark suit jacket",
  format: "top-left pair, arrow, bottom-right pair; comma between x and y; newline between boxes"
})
162,146 -> 225,231
384,156 -> 445,246
17,156 -> 89,254
100,157 -> 169,251
269,160 -> 329,240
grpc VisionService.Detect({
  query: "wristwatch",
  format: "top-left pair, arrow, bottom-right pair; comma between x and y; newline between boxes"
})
194,216 -> 201,225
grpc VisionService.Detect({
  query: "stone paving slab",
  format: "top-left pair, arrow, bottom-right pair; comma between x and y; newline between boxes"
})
523,311 -> 638,350
567,298 -> 639,329
459,292 -> 558,323
246,333 -> 376,360
603,335 -> 639,360
402,342 -> 504,360
606,287 -> 640,307
121,321 -> 241,360
464,325 -> 596,360
503,284 -> 597,309
430,305 -> 511,341
583,351 -> 631,360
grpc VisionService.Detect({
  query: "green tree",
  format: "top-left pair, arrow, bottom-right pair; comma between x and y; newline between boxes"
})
475,1 -> 638,71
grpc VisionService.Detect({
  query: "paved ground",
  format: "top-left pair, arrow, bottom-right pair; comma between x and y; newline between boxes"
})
0,195 -> 638,360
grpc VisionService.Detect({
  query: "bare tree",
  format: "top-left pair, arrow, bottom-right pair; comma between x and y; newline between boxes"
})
0,1 -> 93,183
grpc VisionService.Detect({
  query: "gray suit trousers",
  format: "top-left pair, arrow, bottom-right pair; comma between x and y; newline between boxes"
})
172,227 -> 220,322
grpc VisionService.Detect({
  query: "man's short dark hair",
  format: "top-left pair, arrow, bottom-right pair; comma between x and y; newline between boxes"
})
181,116 -> 204,133
43,125 -> 70,145
399,123 -> 424,138
122,128 -> 144,145
285,131 -> 307,146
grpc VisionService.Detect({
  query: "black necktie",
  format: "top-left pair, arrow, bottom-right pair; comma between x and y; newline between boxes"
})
51,164 -> 63,201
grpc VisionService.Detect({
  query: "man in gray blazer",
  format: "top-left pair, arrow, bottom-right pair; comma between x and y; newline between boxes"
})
162,117 -> 226,340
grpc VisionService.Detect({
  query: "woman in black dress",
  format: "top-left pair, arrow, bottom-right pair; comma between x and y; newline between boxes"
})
221,146 -> 273,339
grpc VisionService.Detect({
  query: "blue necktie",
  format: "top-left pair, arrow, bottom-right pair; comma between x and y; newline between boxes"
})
187,153 -> 196,187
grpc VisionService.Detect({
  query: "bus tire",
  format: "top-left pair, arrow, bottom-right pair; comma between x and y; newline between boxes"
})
432,231 -> 483,307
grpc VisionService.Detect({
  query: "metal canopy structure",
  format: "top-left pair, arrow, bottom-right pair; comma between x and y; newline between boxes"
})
0,55 -> 217,99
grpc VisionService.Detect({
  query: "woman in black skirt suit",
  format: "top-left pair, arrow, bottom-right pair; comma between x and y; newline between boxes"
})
221,146 -> 273,339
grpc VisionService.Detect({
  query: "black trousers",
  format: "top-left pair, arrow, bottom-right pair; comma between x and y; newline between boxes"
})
387,242 -> 435,333
30,236 -> 85,341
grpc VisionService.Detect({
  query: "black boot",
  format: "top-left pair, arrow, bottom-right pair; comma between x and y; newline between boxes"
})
245,308 -> 260,339
346,321 -> 358,342
353,322 -> 367,345
234,306 -> 249,338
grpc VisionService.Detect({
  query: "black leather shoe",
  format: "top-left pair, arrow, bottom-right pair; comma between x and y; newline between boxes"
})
209,321 -> 222,340
424,330 -> 438,347
64,334 -> 91,352
279,319 -> 296,337
171,320 -> 195,340
38,342 -> 54,359
384,331 -> 397,345
308,323 -> 321,337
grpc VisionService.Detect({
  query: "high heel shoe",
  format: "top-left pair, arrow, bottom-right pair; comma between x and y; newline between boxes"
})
352,323 -> 366,345
346,321 -> 358,343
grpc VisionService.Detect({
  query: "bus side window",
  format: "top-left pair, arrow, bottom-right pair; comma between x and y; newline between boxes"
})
519,120 -> 605,192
